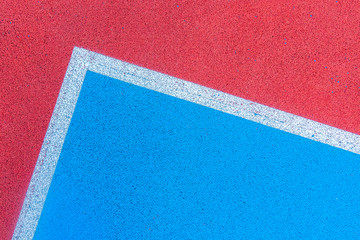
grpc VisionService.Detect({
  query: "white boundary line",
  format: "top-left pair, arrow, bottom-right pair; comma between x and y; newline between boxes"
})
13,47 -> 360,239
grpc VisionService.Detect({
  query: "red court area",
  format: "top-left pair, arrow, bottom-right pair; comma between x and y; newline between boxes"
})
1,1 -> 360,239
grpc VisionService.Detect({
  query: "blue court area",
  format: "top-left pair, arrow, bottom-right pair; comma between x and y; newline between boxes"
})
35,71 -> 360,239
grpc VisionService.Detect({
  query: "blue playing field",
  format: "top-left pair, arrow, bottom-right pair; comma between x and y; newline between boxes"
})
34,71 -> 360,239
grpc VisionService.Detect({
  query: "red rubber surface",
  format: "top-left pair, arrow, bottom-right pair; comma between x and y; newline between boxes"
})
1,1 -> 359,239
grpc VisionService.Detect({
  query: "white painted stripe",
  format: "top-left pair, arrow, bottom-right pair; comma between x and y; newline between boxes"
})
12,48 -> 91,240
13,47 -> 360,239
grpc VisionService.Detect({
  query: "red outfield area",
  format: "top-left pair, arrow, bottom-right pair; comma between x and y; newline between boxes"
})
1,1 -> 360,239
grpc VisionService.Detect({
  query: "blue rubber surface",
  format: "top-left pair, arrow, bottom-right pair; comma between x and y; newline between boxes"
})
35,71 -> 360,239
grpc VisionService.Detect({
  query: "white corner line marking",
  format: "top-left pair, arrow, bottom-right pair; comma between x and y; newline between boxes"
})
12,46 -> 360,239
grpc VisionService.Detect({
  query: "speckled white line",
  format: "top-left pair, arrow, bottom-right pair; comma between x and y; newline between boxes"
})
12,48 -> 92,240
13,47 -> 360,239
